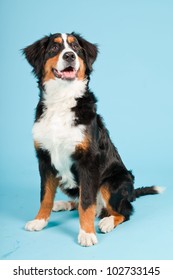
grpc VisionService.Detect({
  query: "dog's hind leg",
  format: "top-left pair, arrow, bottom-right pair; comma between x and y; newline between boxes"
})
98,185 -> 125,233
98,169 -> 134,233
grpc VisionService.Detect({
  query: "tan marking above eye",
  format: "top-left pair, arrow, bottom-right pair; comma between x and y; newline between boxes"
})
54,37 -> 63,44
67,36 -> 75,44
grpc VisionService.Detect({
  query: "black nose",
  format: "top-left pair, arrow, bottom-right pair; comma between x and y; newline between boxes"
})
63,51 -> 76,62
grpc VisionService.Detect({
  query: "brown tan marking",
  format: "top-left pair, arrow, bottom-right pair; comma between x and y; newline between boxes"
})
69,201 -> 78,210
67,36 -> 75,44
76,135 -> 90,153
43,54 -> 60,82
34,141 -> 40,150
78,203 -> 96,233
77,57 -> 86,80
35,175 -> 59,220
113,213 -> 125,226
100,186 -> 125,227
54,37 -> 63,44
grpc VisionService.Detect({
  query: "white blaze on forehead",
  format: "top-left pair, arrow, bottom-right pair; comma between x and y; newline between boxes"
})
61,33 -> 69,49
57,33 -> 80,72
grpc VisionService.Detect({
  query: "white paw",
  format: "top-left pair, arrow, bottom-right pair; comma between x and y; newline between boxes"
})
52,200 -> 76,211
78,229 -> 98,247
98,216 -> 114,233
25,219 -> 48,231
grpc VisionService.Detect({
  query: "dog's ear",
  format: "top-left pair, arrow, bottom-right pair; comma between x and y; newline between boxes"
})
72,32 -> 98,71
22,36 -> 49,78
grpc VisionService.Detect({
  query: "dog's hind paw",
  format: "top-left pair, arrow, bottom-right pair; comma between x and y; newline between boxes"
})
25,219 -> 48,231
98,216 -> 115,233
52,200 -> 77,212
78,229 -> 98,247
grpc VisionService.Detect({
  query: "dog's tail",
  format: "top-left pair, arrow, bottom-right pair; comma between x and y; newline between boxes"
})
132,186 -> 165,201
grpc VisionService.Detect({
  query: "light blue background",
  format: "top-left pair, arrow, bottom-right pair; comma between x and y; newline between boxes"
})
0,0 -> 173,260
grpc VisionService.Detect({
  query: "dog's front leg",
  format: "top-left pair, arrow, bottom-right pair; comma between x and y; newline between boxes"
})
25,150 -> 59,231
25,172 -> 58,231
77,169 -> 98,246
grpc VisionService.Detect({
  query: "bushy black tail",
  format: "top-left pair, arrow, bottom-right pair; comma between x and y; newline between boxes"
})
132,186 -> 164,201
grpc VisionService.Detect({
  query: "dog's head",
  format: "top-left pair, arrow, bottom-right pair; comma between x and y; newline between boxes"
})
23,32 -> 98,82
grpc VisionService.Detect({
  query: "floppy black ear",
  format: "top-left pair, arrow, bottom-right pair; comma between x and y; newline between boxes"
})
72,32 -> 98,71
22,36 -> 49,78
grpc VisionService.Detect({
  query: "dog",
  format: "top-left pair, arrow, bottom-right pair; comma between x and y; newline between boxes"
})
23,32 -> 163,246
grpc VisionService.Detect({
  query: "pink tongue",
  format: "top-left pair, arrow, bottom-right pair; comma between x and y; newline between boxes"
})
62,70 -> 76,79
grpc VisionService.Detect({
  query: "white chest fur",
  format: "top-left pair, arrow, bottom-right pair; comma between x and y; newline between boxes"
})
32,79 -> 87,189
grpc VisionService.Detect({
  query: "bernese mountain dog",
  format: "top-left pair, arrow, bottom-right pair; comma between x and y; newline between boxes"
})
23,32 -> 163,246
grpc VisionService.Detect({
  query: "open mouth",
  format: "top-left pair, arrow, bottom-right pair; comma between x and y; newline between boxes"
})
53,66 -> 77,80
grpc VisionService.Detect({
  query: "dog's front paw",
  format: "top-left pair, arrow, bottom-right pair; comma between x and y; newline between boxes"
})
78,229 -> 98,247
25,219 -> 48,231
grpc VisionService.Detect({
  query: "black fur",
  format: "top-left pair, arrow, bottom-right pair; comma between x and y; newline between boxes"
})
23,35 -> 50,79
71,32 -> 98,72
35,148 -> 58,201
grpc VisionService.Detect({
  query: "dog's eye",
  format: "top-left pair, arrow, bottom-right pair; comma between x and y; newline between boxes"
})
50,44 -> 59,52
71,43 -> 80,51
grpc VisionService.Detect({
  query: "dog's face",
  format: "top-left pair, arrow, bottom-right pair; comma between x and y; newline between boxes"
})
23,33 -> 98,82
